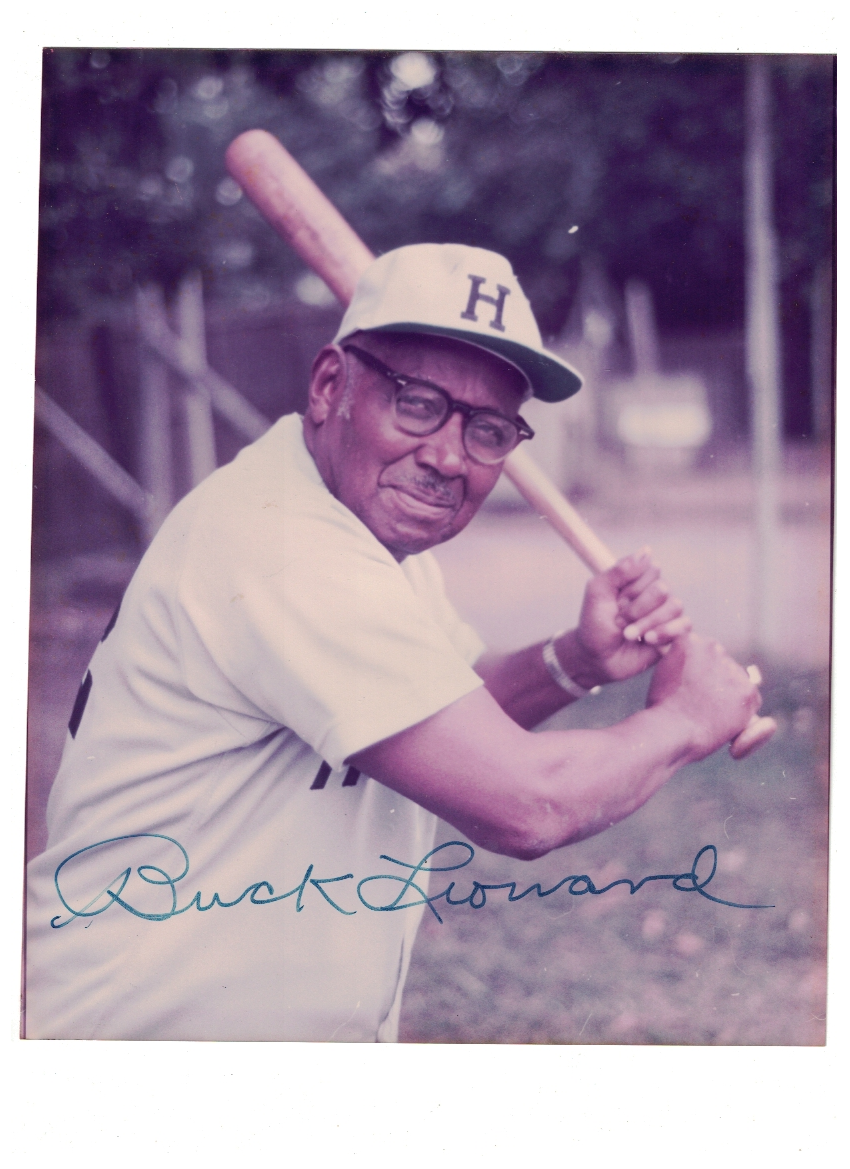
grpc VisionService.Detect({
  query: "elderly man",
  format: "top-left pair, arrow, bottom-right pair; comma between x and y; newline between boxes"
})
25,244 -> 759,1042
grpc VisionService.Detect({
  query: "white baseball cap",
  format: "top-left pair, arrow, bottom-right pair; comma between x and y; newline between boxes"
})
333,243 -> 583,403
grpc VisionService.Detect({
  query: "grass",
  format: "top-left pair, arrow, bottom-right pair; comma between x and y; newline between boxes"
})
398,667 -> 829,1045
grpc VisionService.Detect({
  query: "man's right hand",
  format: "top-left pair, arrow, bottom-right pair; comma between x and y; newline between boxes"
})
646,633 -> 761,763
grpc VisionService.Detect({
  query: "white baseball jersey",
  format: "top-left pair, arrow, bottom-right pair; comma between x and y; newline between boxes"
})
26,413 -> 485,1041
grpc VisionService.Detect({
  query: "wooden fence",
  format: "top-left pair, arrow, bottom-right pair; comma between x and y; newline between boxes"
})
35,273 -> 273,546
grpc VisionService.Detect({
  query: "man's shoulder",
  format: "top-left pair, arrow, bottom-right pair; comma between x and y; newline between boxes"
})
178,413 -> 325,527
400,548 -> 444,592
152,413 -> 399,582
224,412 -> 316,494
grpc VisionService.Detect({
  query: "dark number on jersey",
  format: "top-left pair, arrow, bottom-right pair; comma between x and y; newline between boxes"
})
67,600 -> 122,739
310,761 -> 360,790
68,670 -> 93,739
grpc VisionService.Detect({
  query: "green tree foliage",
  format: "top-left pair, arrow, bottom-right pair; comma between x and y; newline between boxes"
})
39,50 -> 833,338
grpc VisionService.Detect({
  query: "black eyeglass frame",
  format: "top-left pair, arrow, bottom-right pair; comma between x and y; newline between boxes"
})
342,343 -> 535,464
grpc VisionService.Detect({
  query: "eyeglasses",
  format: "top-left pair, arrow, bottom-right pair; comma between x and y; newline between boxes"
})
342,344 -> 534,466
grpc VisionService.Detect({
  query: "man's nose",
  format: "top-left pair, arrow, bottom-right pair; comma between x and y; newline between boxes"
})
414,410 -> 468,476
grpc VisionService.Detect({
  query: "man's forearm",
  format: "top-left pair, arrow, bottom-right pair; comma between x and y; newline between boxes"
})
355,636 -> 757,862
475,629 -> 603,729
509,705 -> 697,857
352,686 -> 701,861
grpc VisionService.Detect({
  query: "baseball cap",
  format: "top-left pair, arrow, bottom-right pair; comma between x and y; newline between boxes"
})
333,243 -> 583,403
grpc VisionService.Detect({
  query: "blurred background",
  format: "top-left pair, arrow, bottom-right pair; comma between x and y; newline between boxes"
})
30,49 -> 833,1045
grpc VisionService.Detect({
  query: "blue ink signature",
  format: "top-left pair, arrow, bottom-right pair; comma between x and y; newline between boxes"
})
359,841 -> 775,923
51,836 -> 773,929
51,834 -> 355,928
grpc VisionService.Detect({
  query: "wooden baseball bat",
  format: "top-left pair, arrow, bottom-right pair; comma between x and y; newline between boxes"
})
225,129 -> 776,760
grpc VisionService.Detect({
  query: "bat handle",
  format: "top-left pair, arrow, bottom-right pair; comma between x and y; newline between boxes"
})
502,446 -> 777,760
730,715 -> 778,759
731,668 -> 778,758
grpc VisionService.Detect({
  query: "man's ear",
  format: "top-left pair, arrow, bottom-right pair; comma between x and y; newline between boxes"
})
306,346 -> 346,425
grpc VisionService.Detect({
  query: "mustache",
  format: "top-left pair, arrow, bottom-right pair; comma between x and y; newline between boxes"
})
381,469 -> 462,505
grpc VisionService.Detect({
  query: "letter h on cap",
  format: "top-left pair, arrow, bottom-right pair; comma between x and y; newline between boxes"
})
460,274 -> 510,333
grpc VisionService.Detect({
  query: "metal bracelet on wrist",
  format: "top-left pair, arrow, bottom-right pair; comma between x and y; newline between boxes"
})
542,631 -> 599,699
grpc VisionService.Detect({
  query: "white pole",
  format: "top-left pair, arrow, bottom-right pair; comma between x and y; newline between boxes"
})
624,279 -> 660,377
745,55 -> 784,656
175,271 -> 218,487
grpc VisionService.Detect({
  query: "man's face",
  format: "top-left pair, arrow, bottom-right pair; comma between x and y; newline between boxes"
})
304,333 -> 529,560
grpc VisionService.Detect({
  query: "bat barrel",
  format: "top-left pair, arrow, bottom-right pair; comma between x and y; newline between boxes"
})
225,129 -> 374,305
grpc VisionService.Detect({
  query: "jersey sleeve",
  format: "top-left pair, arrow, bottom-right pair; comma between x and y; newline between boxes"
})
401,550 -> 486,668
171,474 -> 485,772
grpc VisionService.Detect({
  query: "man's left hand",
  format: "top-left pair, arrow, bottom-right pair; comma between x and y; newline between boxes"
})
572,547 -> 691,685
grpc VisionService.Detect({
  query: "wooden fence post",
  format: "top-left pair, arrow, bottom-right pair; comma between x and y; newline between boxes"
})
34,386 -> 151,522
175,272 -> 218,487
136,285 -> 175,543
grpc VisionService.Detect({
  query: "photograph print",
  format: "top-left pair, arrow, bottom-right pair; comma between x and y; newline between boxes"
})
25,49 -> 834,1044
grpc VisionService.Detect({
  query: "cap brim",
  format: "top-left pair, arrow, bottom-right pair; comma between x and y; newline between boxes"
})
362,323 -> 583,403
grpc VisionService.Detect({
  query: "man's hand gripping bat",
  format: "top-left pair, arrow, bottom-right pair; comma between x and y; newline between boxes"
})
225,129 -> 777,761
